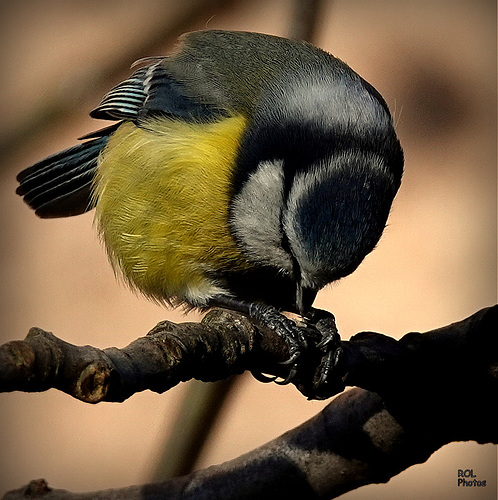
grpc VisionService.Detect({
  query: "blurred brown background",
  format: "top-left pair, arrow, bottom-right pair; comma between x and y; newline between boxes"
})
0,0 -> 496,498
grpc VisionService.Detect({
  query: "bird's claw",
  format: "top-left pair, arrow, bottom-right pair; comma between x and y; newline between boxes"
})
274,329 -> 304,384
250,370 -> 278,383
275,364 -> 298,385
248,302 -> 308,383
309,309 -> 345,396
279,349 -> 301,366
248,304 -> 345,395
315,344 -> 344,390
314,312 -> 340,353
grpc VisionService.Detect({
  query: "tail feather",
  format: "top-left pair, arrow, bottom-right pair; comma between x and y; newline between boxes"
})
17,135 -> 109,218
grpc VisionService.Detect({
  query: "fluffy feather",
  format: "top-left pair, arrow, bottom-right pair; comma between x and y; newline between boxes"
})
94,115 -> 252,306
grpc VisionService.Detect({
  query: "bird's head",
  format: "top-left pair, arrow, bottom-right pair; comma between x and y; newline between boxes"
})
230,147 -> 401,316
229,63 -> 403,315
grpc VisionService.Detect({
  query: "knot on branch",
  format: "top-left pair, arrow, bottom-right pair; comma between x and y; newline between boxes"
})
0,309 -> 286,403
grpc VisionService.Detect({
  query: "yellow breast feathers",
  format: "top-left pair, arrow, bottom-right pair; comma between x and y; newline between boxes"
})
93,115 -> 251,306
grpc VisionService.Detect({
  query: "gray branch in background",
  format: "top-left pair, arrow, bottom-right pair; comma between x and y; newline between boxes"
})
0,0 -> 240,158
289,0 -> 328,43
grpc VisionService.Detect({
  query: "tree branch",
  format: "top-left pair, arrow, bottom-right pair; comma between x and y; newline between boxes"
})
0,0 -> 241,158
2,306 -> 497,498
288,0 -> 328,43
0,309 -> 289,403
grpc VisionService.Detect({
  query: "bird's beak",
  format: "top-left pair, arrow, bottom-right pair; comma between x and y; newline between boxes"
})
295,279 -> 317,317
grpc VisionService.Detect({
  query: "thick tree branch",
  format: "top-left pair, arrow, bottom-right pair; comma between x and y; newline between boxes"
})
0,309 -> 288,403
5,388 -> 431,500
2,306 -> 497,498
1,307 -> 497,406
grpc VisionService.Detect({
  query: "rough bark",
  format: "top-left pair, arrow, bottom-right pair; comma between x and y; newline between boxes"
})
2,306 -> 497,499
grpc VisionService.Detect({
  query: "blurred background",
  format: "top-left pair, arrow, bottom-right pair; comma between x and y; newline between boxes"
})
0,0 -> 496,498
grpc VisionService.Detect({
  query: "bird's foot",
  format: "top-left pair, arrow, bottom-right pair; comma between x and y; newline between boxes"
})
208,297 -> 346,398
249,305 -> 346,398
247,302 -> 308,385
304,308 -> 346,398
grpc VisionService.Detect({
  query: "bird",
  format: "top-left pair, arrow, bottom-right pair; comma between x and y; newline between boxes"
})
16,30 -> 403,387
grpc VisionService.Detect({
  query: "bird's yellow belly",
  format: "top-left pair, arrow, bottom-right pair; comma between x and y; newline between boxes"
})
93,116 -> 251,306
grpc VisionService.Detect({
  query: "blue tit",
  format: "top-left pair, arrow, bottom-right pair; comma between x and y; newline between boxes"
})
16,30 -> 403,380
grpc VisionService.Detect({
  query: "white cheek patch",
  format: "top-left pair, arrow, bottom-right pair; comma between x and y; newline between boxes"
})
230,159 -> 294,273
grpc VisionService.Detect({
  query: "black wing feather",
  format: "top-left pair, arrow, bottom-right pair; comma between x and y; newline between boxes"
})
18,56 -> 223,218
17,134 -> 108,218
90,60 -> 223,123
